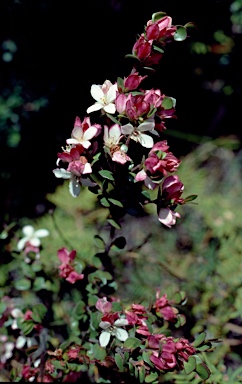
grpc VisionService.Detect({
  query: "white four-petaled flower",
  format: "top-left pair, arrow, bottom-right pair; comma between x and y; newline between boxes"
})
99,318 -> 129,347
17,225 -> 49,251
87,80 -> 117,114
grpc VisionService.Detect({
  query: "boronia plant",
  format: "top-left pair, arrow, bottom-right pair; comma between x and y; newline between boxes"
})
1,10 -> 217,383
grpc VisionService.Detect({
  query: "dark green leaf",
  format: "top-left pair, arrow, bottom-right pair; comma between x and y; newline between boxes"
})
15,278 -> 31,291
21,320 -> 35,336
151,12 -> 166,23
92,343 -> 107,360
107,219 -> 121,229
142,351 -> 153,367
183,194 -> 198,203
105,113 -> 120,125
183,356 -> 196,374
145,372 -> 158,383
73,301 -> 86,318
115,353 -> 125,372
111,236 -> 126,249
94,235 -> 106,249
139,365 -> 145,383
99,170 -> 114,181
192,332 -> 206,347
108,198 -> 123,207
196,363 -> 211,380
123,337 -> 141,350
31,304 -> 47,322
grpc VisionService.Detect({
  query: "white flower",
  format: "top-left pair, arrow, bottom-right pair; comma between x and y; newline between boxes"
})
17,225 -> 49,251
53,168 -> 96,198
99,318 -> 129,347
87,80 -> 117,114
121,118 -> 155,148
66,125 -> 98,149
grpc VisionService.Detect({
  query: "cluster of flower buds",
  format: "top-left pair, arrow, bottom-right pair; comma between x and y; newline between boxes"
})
53,12 -> 196,229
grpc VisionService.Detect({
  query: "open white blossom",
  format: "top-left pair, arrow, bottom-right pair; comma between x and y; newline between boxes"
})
17,225 -> 49,251
121,118 -> 155,148
87,80 -> 117,114
99,318 -> 129,347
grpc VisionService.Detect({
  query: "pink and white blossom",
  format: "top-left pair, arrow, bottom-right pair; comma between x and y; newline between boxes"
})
87,80 -> 117,114
158,208 -> 181,228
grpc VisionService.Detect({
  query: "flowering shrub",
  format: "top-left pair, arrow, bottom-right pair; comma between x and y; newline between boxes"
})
0,11 -> 217,383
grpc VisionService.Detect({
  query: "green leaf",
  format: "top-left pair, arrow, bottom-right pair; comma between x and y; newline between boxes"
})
145,372 -> 158,383
125,53 -> 140,61
117,77 -> 124,91
33,276 -> 46,291
183,356 -> 196,374
139,365 -> 145,383
73,300 -> 86,318
88,270 -> 112,285
91,152 -> 101,165
105,113 -> 120,125
92,343 -> 107,360
151,12 -> 166,23
196,363 -> 211,380
21,320 -> 35,336
161,96 -> 174,110
0,301 -> 7,314
111,236 -> 126,249
100,197 -> 110,207
108,198 -> 123,207
115,353 -> 125,372
94,235 -> 106,249
107,219 -> 121,230
14,278 -> 31,290
99,170 -> 114,181
183,194 -> 198,203
31,304 -> 47,322
174,26 -> 187,41
192,332 -> 206,347
153,45 -> 164,54
123,337 -> 141,350
142,351 -> 153,367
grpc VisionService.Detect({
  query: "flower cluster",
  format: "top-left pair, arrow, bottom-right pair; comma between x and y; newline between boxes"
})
57,247 -> 84,284
53,13 -> 196,229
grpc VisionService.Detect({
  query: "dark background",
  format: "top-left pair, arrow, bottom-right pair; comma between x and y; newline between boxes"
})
0,0 -> 241,226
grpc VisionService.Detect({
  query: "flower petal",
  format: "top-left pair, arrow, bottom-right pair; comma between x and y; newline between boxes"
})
53,168 -> 71,179
114,318 -> 129,327
34,229 -> 49,238
66,138 -> 80,145
30,237 -> 41,247
138,133 -> 154,148
99,331 -> 111,347
83,163 -> 92,174
138,119 -> 155,132
83,126 -> 98,141
17,237 -> 28,251
86,103 -> 103,114
106,84 -> 118,102
104,103 -> 116,114
115,328 -> 129,342
22,225 -> 34,236
121,123 -> 134,135
90,84 -> 104,102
